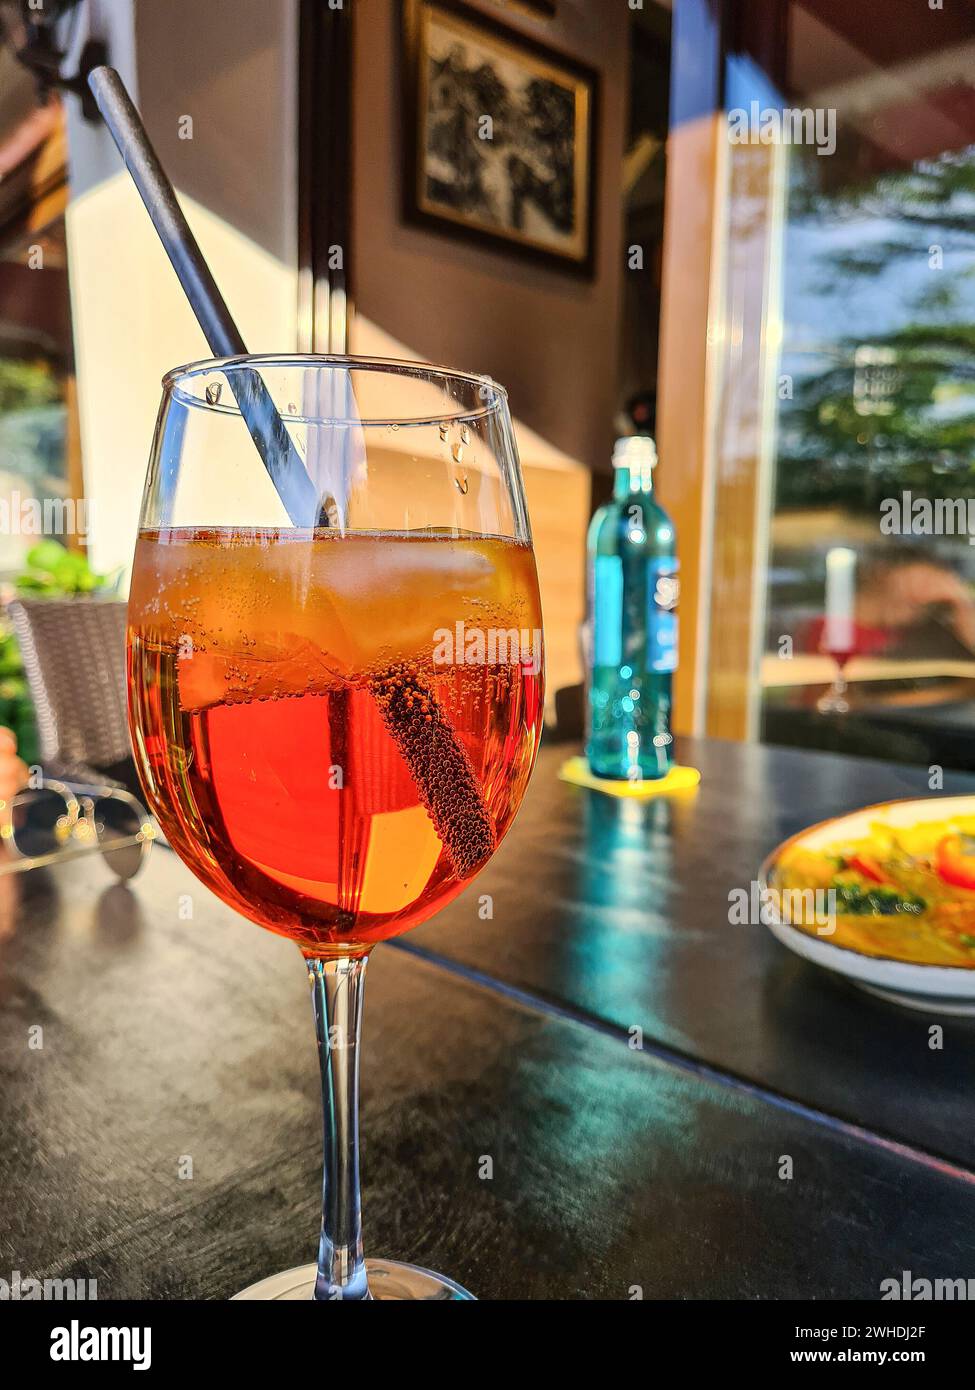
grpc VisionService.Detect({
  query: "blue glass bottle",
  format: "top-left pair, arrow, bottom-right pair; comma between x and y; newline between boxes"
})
586,436 -> 678,780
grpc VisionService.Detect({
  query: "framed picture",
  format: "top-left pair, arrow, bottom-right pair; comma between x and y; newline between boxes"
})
401,0 -> 598,276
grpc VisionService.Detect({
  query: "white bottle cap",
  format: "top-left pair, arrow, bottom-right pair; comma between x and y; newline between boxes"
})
613,435 -> 657,468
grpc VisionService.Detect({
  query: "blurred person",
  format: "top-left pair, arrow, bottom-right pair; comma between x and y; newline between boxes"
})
0,726 -> 28,803
0,729 -> 43,940
803,548 -> 975,662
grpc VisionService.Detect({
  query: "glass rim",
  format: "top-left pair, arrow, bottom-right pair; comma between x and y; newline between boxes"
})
161,353 -> 509,427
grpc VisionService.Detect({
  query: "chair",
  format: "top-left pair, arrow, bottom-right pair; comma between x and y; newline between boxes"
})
5,596 -> 136,790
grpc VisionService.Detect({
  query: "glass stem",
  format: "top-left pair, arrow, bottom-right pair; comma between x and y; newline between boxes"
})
307,955 -> 369,1301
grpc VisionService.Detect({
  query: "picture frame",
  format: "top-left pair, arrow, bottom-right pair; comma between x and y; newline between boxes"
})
401,0 -> 598,277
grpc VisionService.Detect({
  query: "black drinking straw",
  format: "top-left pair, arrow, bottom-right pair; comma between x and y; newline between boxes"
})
86,65 -> 324,528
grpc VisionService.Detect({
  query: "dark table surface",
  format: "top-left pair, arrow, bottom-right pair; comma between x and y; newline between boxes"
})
3,737 -> 975,1301
762,701 -> 975,771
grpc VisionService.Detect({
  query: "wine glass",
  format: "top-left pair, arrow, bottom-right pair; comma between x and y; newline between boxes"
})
816,648 -> 853,714
818,546 -> 856,715
127,355 -> 544,1300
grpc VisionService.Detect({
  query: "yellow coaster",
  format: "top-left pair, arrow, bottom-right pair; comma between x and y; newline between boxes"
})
558,755 -> 701,799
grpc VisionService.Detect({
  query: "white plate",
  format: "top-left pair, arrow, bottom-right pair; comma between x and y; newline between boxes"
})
761,796 -> 975,1015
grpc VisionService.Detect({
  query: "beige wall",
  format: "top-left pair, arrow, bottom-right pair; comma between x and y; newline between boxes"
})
352,0 -> 630,699
65,0 -> 299,579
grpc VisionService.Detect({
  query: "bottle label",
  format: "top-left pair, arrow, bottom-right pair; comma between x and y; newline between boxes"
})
592,554 -> 623,666
648,559 -> 679,673
591,554 -> 679,672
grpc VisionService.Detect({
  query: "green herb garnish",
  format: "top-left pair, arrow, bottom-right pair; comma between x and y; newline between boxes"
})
831,882 -> 927,917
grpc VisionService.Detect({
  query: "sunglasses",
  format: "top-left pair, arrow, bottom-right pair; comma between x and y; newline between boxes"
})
0,780 -> 156,880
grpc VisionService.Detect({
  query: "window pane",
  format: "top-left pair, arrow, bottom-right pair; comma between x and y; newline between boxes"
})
0,215 -> 77,574
726,1 -> 975,767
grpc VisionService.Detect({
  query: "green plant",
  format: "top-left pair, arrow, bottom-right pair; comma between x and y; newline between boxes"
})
0,358 -> 61,414
15,539 -> 115,596
2,541 -> 117,761
0,625 -> 38,766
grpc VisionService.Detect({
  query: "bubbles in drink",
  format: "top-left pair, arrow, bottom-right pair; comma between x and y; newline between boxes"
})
127,527 -> 543,955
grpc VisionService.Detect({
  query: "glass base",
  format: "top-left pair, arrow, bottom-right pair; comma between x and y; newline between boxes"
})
817,690 -> 850,714
232,1259 -> 476,1301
